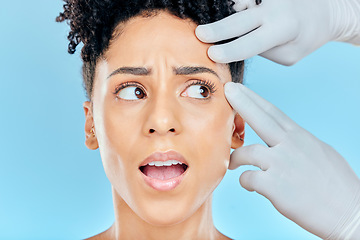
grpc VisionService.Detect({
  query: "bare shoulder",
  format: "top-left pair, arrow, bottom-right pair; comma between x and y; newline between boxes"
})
218,235 -> 233,240
84,226 -> 113,240
216,230 -> 233,240
84,232 -> 106,240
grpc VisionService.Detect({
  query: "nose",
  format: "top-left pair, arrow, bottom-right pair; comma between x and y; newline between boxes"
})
142,95 -> 182,136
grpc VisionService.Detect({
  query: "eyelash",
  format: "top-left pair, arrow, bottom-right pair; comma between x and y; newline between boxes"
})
113,81 -> 145,96
185,79 -> 217,94
113,79 -> 217,97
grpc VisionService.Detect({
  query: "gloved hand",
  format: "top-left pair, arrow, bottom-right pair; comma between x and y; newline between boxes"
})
225,82 -> 360,239
196,0 -> 360,65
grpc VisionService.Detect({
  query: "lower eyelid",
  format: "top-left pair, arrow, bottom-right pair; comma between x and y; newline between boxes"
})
181,86 -> 212,100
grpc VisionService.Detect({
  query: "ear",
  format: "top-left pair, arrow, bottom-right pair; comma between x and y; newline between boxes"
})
83,101 -> 99,150
231,113 -> 245,149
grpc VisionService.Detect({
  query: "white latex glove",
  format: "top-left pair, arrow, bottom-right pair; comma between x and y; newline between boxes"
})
225,82 -> 360,239
196,0 -> 360,65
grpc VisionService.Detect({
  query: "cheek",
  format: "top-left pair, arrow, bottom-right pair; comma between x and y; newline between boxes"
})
185,98 -> 234,149
97,94 -> 144,153
94,100 -> 143,193
202,108 -> 233,170
177,100 -> 234,214
183,99 -> 234,183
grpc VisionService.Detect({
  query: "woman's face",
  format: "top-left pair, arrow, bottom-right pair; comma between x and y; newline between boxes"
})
84,11 -> 244,226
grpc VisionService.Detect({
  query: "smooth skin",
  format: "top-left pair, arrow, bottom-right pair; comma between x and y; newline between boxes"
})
83,12 -> 244,240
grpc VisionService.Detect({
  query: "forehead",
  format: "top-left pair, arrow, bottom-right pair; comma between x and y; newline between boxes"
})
102,11 -> 229,77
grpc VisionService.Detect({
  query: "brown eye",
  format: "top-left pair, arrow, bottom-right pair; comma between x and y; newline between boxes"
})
199,86 -> 209,98
181,85 -> 211,99
134,87 -> 145,99
117,86 -> 146,100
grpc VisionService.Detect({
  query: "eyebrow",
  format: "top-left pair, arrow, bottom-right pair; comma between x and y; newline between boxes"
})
107,66 -> 219,79
174,66 -> 219,79
107,67 -> 151,79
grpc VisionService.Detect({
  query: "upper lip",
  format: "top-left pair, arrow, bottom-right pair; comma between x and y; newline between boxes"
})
139,150 -> 188,167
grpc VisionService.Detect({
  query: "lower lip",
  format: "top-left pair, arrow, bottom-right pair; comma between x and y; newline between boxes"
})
141,170 -> 187,191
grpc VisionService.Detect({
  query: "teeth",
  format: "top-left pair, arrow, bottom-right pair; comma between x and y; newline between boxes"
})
163,161 -> 172,166
147,160 -> 182,167
155,161 -> 163,166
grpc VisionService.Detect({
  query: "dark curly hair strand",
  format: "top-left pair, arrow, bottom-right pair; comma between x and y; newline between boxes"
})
57,0 -> 244,99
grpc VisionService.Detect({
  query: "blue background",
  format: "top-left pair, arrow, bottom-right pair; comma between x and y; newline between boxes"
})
0,1 -> 359,239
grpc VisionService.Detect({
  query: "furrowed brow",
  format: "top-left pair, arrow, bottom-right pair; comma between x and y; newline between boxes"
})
107,67 -> 151,79
173,66 -> 220,79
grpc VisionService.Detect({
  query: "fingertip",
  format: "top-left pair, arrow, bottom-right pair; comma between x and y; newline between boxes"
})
208,46 -> 228,63
228,147 -> 246,170
224,82 -> 238,97
195,25 -> 214,42
228,159 -> 238,170
233,4 -> 246,12
228,165 -> 236,170
240,170 -> 256,192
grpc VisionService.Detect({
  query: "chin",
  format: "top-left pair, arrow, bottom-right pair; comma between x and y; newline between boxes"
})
135,195 -> 196,227
143,213 -> 186,227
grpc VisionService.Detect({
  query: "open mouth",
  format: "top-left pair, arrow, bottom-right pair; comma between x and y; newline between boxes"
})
139,160 -> 188,180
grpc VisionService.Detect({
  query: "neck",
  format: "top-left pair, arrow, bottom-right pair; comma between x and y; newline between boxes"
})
103,186 -> 228,240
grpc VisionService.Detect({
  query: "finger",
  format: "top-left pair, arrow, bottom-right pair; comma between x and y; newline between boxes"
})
259,43 -> 304,66
233,2 -> 248,12
195,8 -> 262,44
240,170 -> 265,192
233,0 -> 256,11
225,82 -> 287,146
229,144 -> 271,170
207,21 -> 298,63
233,82 -> 298,131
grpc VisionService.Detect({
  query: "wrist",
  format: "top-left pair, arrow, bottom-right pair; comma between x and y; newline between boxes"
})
330,0 -> 360,44
326,185 -> 360,240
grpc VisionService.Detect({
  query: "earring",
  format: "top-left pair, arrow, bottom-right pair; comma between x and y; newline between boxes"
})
90,126 -> 96,137
236,132 -> 244,142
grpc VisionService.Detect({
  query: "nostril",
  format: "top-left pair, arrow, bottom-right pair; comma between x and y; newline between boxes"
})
148,128 -> 176,134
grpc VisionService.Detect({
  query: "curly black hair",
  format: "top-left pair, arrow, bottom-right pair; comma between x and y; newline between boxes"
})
56,0 -> 244,100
